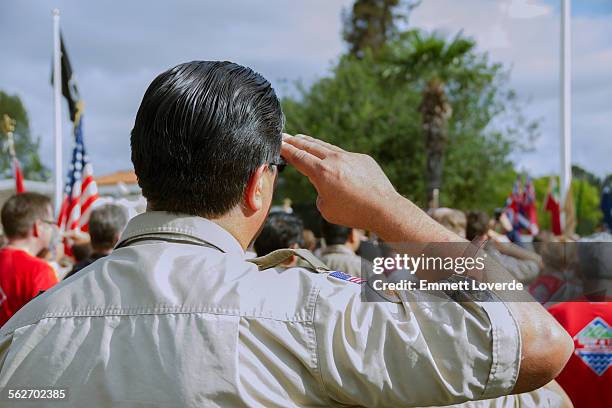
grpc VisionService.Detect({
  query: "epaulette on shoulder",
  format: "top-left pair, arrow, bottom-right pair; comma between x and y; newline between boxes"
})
247,248 -> 331,273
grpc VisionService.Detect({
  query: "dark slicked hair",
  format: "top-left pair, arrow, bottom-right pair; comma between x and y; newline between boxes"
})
131,61 -> 284,217
254,212 -> 304,256
466,211 -> 489,241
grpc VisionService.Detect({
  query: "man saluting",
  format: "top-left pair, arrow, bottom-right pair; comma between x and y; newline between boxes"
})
0,61 -> 572,407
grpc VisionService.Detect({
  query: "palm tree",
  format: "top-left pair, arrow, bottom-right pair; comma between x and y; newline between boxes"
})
383,30 -> 477,207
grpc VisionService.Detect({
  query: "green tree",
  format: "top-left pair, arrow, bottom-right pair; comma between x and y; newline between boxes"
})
572,165 -> 601,188
533,176 -> 601,236
573,178 -> 602,235
343,0 -> 419,58
570,166 -> 608,234
281,30 -> 537,214
0,91 -> 49,181
380,30 -> 534,206
603,174 -> 612,189
280,52 -> 424,204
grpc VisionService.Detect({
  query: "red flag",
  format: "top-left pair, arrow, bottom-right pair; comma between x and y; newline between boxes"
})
13,158 -> 25,194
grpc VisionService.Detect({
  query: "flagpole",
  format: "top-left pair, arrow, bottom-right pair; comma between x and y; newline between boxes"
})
560,0 -> 571,227
52,9 -> 63,216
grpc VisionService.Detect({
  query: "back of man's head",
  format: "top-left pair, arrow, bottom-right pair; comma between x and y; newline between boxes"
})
1,193 -> 52,239
254,212 -> 304,256
430,207 -> 467,238
321,220 -> 352,246
88,204 -> 128,252
131,61 -> 284,218
303,229 -> 317,252
466,211 -> 489,241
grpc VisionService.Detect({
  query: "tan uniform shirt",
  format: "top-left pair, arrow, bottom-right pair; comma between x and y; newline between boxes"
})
0,212 -> 521,407
319,244 -> 374,278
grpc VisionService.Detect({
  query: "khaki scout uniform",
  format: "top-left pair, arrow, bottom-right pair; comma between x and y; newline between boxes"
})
319,244 -> 374,278
0,212 -> 522,407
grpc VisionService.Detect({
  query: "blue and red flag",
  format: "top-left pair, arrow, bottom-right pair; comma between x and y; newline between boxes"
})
505,175 -> 539,242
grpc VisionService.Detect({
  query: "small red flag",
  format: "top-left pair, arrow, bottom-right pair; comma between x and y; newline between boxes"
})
13,158 -> 25,194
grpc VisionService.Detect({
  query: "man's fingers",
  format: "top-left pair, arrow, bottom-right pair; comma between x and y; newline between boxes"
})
281,141 -> 321,178
283,134 -> 333,159
283,133 -> 345,154
298,134 -> 345,153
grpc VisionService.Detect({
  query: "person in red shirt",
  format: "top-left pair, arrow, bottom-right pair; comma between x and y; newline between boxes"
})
0,193 -> 59,326
548,233 -> 612,408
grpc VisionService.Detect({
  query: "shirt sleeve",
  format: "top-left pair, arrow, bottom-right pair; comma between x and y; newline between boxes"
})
313,277 -> 521,407
431,385 -> 565,408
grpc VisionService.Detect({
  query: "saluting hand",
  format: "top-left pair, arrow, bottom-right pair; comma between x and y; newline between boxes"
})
281,133 -> 398,232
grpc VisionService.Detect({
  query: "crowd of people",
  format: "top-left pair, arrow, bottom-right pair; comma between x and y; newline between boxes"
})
0,194 -> 129,326
0,60 -> 609,407
251,206 -> 611,407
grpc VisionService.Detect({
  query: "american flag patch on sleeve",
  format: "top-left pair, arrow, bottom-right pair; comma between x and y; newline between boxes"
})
329,271 -> 366,284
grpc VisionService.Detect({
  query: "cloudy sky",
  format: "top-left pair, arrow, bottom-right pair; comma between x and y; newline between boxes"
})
1,0 -> 610,179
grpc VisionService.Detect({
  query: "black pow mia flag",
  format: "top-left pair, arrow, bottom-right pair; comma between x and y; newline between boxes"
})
51,33 -> 81,122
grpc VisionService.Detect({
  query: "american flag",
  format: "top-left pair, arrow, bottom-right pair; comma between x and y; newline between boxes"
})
505,175 -> 539,241
329,271 -> 366,284
57,114 -> 98,233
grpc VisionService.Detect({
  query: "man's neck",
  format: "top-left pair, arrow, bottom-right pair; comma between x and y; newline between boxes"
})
145,205 -> 258,251
212,216 -> 255,251
92,248 -> 113,257
207,202 -> 270,251
6,238 -> 39,257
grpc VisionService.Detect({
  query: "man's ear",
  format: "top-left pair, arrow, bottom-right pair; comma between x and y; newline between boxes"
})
244,165 -> 268,212
32,221 -> 40,238
287,255 -> 298,267
348,229 -> 358,244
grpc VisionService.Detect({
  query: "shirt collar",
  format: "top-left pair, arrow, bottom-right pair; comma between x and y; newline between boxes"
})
117,211 -> 244,257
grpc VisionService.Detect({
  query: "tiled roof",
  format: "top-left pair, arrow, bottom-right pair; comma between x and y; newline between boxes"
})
95,170 -> 137,186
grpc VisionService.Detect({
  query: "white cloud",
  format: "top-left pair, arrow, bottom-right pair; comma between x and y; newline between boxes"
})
501,0 -> 552,19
